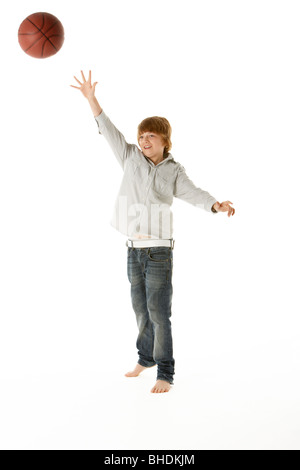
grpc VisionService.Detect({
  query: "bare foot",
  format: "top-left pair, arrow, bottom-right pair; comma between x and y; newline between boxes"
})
125,363 -> 155,377
151,380 -> 171,393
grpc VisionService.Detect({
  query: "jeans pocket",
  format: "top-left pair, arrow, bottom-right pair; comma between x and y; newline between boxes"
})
147,247 -> 170,262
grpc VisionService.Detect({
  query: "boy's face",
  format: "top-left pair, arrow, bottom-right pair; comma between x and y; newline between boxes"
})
138,132 -> 166,161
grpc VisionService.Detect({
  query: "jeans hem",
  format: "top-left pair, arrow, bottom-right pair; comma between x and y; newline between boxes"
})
138,359 -> 156,368
157,375 -> 174,385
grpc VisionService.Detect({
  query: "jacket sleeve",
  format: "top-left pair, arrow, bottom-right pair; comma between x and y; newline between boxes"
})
173,164 -> 218,212
94,110 -> 135,170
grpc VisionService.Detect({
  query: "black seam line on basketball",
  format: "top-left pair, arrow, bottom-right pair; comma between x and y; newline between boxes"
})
25,17 -> 59,51
41,37 -> 54,58
25,12 -> 45,34
19,31 -> 64,36
19,13 -> 45,37
25,17 -> 59,52
19,32 -> 43,35
41,35 -> 63,57
41,37 -> 47,58
23,21 -> 54,52
24,28 -> 58,54
29,14 -> 59,36
19,13 -> 44,36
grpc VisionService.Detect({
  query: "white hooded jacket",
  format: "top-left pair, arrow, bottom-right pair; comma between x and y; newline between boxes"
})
95,110 -> 218,239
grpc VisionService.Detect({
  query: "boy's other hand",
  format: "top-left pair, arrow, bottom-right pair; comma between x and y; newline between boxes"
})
70,70 -> 98,101
213,201 -> 235,217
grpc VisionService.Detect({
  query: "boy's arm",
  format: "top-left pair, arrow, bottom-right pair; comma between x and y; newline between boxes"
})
93,106 -> 134,170
88,95 -> 102,117
173,165 -> 218,213
71,70 -> 132,170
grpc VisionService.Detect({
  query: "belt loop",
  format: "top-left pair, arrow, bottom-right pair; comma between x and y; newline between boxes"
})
172,239 -> 175,250
127,239 -> 134,248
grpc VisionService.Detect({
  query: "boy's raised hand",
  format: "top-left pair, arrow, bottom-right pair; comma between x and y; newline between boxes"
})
70,70 -> 98,100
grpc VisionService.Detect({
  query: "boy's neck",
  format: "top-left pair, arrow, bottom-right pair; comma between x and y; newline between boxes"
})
145,153 -> 166,166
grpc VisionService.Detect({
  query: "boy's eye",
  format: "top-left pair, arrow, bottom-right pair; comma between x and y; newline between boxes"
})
139,134 -> 155,139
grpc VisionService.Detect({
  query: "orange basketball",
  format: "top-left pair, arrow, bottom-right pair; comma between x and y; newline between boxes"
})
18,12 -> 64,59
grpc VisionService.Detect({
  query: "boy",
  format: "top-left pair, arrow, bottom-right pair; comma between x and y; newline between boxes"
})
71,70 -> 235,393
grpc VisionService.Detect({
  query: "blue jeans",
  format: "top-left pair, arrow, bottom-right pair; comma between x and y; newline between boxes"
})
127,246 -> 175,384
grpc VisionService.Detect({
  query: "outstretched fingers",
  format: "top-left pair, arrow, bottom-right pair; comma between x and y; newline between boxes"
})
70,75 -> 82,89
73,75 -> 82,85
81,70 -> 87,82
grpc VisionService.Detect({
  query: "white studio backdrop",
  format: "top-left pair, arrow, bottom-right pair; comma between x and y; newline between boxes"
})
0,0 -> 299,450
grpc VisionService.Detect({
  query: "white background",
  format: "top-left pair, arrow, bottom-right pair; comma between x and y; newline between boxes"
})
0,0 -> 299,450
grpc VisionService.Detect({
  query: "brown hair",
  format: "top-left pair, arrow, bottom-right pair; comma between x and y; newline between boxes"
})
137,116 -> 172,155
